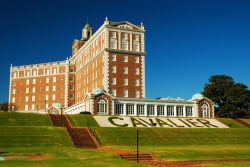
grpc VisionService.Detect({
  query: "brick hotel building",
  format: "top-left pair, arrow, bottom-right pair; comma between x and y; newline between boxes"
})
9,18 -> 214,118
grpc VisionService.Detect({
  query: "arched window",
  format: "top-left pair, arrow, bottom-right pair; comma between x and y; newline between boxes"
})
201,103 -> 210,118
97,98 -> 108,114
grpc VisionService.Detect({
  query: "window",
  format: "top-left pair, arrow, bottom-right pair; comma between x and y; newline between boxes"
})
135,79 -> 140,86
137,105 -> 145,115
186,106 -> 193,117
12,97 -> 15,103
53,68 -> 57,74
45,95 -> 49,100
46,77 -> 49,83
202,104 -> 210,118
177,106 -> 184,117
25,96 -> 29,102
123,55 -> 128,62
110,39 -> 117,49
70,68 -> 74,73
12,89 -> 16,94
25,104 -> 28,110
53,77 -> 56,82
167,106 -> 174,116
112,78 -> 116,85
26,79 -> 29,85
32,79 -> 36,84
134,34 -> 139,41
157,105 -> 165,116
45,104 -> 48,109
147,105 -> 155,115
46,69 -> 50,75
32,104 -> 35,110
123,67 -> 128,74
115,103 -> 124,115
32,87 -> 35,93
12,81 -> 16,86
135,91 -> 140,98
135,56 -> 139,63
52,94 -> 56,100
124,78 -> 128,85
124,90 -> 128,97
46,86 -> 49,92
32,96 -> 35,101
111,54 -> 116,61
122,33 -> 128,50
111,32 -> 116,38
111,66 -> 116,73
69,85 -> 74,90
13,72 -> 17,78
26,88 -> 29,93
135,68 -> 140,75
53,86 -> 56,91
97,98 -> 108,114
70,76 -> 74,82
126,104 -> 134,115
33,71 -> 37,76
70,94 -> 74,99
133,41 -> 139,52
112,89 -> 116,96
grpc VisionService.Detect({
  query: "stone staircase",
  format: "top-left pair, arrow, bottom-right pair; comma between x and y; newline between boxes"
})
120,153 -> 154,161
49,114 -> 98,148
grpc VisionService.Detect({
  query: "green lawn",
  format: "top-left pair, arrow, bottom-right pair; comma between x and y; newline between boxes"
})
67,114 -> 99,127
0,126 -> 73,147
0,112 -> 52,126
0,147 -> 148,167
216,118 -> 246,128
95,127 -> 250,146
1,112 -> 250,167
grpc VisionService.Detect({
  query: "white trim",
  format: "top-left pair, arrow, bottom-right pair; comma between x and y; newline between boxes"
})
130,32 -> 132,51
141,56 -> 146,97
104,51 -> 109,92
64,59 -> 69,108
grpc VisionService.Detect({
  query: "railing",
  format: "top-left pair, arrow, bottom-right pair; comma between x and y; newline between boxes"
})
89,127 -> 101,146
64,102 -> 85,114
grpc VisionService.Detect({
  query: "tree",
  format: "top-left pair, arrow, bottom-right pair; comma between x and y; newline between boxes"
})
203,75 -> 250,118
0,102 -> 9,111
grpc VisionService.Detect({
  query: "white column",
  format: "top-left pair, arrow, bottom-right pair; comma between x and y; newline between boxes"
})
154,104 -> 157,116
192,106 -> 195,117
174,106 -> 177,117
144,104 -> 147,116
183,106 -> 186,117
123,103 -> 127,116
130,32 -> 132,51
164,105 -> 167,116
118,31 -> 121,50
111,100 -> 115,115
134,104 -> 137,116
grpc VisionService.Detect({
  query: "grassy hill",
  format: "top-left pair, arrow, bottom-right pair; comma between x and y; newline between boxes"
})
67,114 -> 99,127
95,127 -> 250,146
0,112 -> 52,126
0,112 -> 146,167
0,112 -> 250,166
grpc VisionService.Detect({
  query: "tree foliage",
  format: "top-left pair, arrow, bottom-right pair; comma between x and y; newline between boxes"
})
203,75 -> 250,118
0,102 -> 9,111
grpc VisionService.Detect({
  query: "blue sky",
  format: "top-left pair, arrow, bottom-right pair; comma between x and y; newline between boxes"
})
0,0 -> 250,102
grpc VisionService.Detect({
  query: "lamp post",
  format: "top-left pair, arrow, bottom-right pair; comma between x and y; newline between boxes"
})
137,129 -> 139,163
